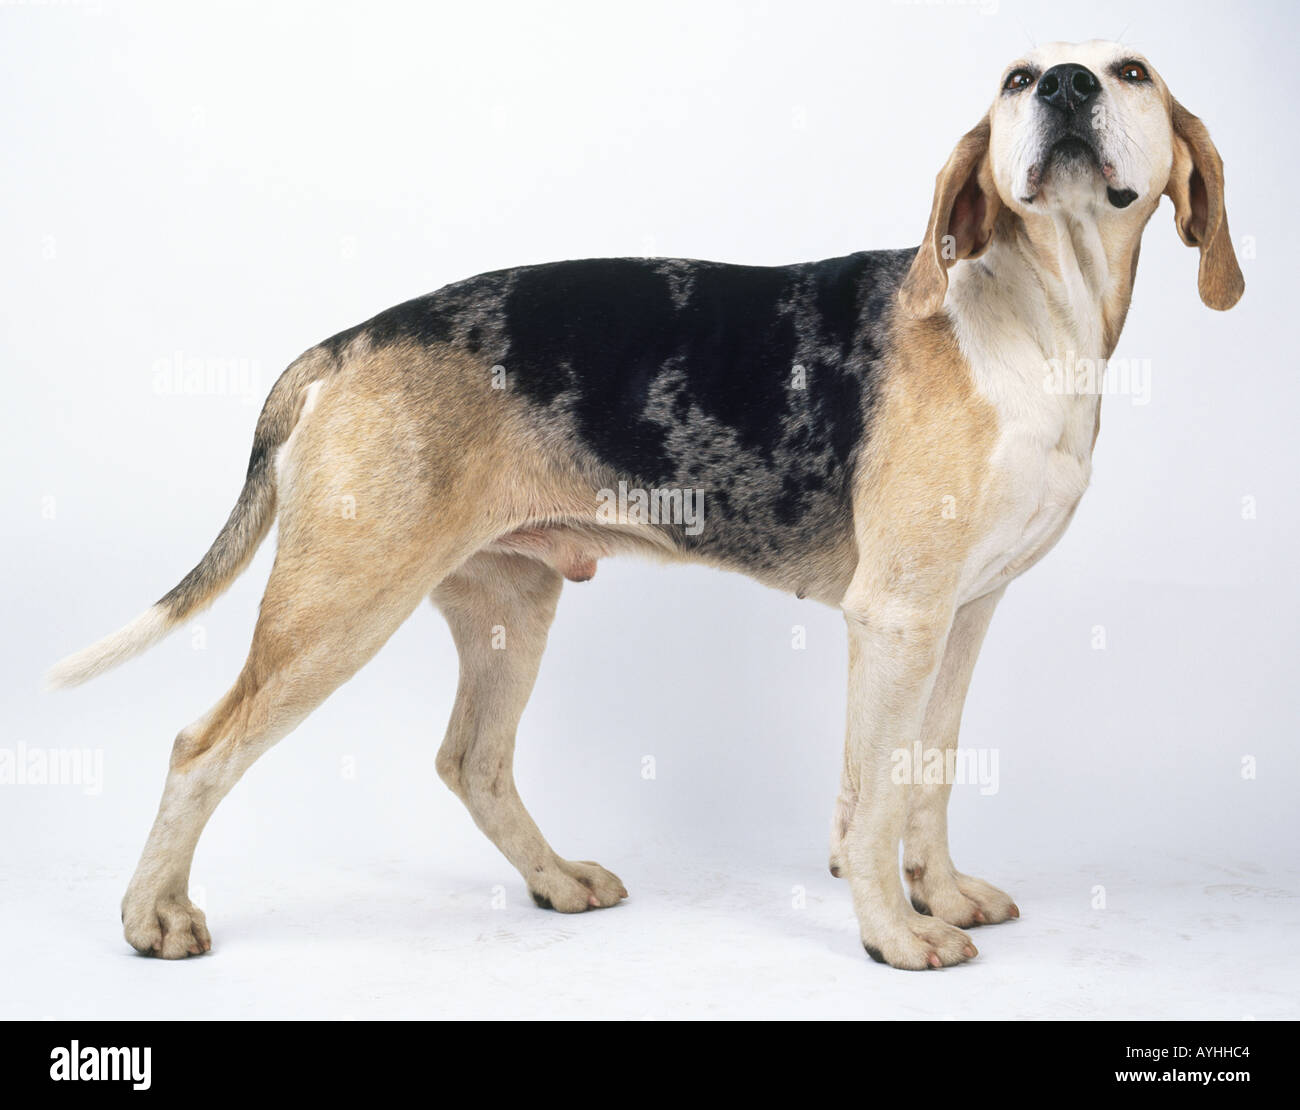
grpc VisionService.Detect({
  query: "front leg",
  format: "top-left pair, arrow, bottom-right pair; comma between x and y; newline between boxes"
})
840,590 -> 978,969
902,588 -> 1019,928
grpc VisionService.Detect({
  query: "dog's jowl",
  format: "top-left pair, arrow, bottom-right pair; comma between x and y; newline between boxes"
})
48,41 -> 1241,969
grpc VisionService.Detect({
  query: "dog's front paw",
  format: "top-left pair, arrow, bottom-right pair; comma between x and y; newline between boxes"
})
861,911 -> 978,970
122,889 -> 212,959
528,858 -> 628,913
906,865 -> 1019,928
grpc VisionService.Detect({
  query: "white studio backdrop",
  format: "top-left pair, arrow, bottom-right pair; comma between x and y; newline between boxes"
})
2,0 -> 1297,1018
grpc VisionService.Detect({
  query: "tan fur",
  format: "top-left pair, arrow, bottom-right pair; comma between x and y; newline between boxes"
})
120,341 -> 623,952
1165,100 -> 1245,311
433,552 -> 628,911
852,314 -> 1000,602
899,117 -> 1002,320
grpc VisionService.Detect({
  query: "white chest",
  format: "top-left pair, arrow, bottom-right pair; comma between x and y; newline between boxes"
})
958,398 -> 1096,603
945,259 -> 1105,605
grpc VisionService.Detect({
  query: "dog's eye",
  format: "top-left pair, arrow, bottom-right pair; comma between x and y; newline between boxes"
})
1119,61 -> 1150,83
1003,69 -> 1035,92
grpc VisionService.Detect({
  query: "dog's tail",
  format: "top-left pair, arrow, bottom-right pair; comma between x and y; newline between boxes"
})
45,348 -> 333,691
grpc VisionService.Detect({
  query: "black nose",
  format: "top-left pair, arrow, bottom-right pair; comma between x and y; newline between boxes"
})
1036,63 -> 1100,113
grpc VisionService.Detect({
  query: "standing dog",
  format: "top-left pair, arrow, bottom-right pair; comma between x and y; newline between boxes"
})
49,41 -> 1241,968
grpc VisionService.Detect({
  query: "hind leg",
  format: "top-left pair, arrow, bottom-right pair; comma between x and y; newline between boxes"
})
434,552 -> 627,912
120,336 -> 575,954
119,380 -> 491,959
121,541 -> 446,957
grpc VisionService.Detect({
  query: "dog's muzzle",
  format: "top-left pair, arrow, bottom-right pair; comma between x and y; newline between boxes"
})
1022,63 -> 1138,209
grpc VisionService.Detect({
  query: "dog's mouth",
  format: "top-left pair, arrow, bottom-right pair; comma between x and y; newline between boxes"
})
1047,134 -> 1099,169
1023,132 -> 1138,209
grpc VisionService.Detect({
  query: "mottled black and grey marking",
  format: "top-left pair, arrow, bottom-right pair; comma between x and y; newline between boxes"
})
326,250 -> 916,575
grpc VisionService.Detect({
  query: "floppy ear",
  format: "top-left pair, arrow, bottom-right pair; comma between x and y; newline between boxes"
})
899,116 -> 1001,319
1164,100 -> 1244,310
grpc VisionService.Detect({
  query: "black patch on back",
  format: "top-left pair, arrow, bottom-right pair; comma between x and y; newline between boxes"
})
319,268 -> 513,356
337,249 -> 916,577
501,260 -> 685,477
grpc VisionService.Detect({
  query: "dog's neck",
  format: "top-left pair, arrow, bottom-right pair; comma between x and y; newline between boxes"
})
942,205 -> 1150,458
957,206 -> 1147,364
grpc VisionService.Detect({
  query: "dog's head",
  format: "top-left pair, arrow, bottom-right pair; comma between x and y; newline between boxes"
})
900,41 -> 1244,318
